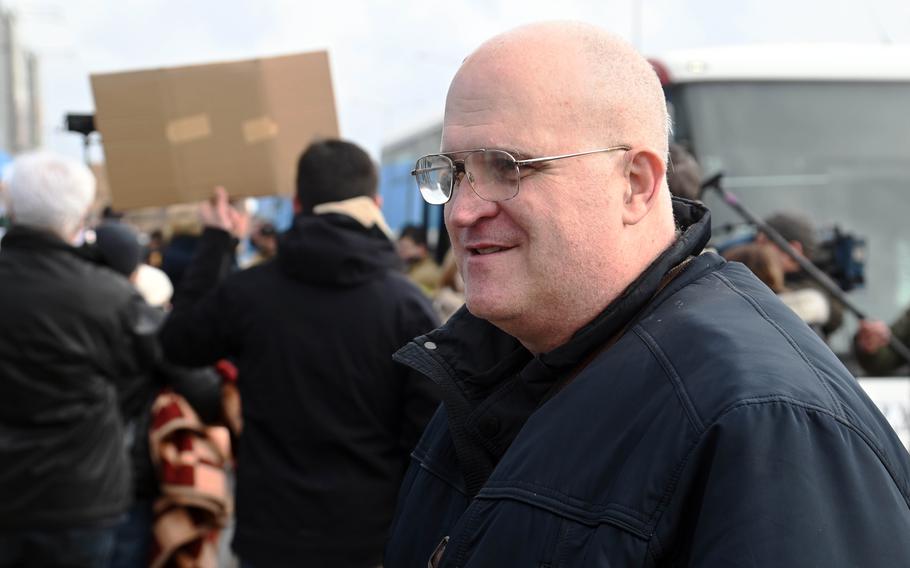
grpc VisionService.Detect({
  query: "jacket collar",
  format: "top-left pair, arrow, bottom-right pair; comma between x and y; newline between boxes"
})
394,197 -> 713,497
2,225 -> 145,275
1,225 -> 76,254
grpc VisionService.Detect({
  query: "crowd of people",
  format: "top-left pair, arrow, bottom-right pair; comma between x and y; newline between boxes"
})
0,142 -> 441,567
1,19 -> 910,568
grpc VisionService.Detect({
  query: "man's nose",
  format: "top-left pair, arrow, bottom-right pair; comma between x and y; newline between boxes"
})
444,175 -> 500,229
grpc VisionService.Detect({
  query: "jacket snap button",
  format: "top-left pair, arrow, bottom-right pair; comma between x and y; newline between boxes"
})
479,415 -> 501,438
424,341 -> 437,350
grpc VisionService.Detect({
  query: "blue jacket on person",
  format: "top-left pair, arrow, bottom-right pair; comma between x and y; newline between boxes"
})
385,199 -> 910,567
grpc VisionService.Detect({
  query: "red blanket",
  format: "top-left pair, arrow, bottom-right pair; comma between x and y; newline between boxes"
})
149,391 -> 232,568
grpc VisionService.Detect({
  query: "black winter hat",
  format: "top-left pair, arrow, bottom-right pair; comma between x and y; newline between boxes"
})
763,212 -> 817,259
94,222 -> 142,277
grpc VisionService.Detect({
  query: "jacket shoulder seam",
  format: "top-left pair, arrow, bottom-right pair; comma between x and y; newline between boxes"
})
710,271 -> 846,418
712,396 -> 910,507
645,395 -> 910,560
631,325 -> 705,433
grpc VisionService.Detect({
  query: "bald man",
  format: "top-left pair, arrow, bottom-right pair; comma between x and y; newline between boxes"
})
386,22 -> 910,567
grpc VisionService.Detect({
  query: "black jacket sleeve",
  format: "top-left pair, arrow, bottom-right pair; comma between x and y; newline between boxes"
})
113,292 -> 164,385
665,400 -> 910,566
109,293 -> 166,421
159,228 -> 237,367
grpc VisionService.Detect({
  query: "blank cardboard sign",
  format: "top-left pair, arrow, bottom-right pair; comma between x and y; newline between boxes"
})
91,51 -> 339,210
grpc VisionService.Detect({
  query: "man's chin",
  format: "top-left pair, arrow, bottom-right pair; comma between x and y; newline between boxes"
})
464,294 -> 519,326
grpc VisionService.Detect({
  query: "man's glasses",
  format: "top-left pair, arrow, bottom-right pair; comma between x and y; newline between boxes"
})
411,145 -> 631,205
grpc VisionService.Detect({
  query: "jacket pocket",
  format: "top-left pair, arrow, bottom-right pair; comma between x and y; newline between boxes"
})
439,487 -> 652,567
438,498 -> 570,567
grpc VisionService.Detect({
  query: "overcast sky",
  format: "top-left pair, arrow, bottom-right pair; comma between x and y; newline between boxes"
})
6,0 -> 910,161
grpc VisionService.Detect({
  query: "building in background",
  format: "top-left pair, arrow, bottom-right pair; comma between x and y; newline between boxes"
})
379,119 -> 445,257
0,5 -> 41,154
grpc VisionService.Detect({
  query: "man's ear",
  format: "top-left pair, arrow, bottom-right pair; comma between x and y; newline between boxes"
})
622,149 -> 666,226
373,194 -> 383,208
68,207 -> 92,243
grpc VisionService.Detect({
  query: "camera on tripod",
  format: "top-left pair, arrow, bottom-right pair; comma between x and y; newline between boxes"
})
814,227 -> 866,292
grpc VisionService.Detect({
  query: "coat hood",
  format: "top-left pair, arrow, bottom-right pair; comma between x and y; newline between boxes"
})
277,198 -> 403,287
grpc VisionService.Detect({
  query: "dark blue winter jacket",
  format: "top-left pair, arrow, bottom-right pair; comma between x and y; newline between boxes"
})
386,199 -> 910,567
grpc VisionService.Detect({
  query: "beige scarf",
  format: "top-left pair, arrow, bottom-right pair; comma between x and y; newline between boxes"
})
313,196 -> 394,241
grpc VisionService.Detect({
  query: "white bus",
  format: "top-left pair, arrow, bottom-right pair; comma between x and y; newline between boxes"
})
649,44 -> 910,356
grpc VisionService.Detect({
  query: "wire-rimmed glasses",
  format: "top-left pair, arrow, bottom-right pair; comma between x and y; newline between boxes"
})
411,145 -> 631,205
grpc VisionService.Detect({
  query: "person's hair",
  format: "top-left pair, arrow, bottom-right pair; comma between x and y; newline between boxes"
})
3,151 -> 96,239
723,243 -> 785,293
763,212 -> 817,259
398,224 -> 427,247
667,143 -> 702,201
295,139 -> 377,213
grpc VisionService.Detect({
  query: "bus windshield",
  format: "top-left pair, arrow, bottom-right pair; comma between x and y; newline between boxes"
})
672,81 -> 910,355
675,81 -> 910,178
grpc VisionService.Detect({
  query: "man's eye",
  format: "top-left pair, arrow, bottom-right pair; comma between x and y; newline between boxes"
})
491,159 -> 518,180
518,162 -> 544,177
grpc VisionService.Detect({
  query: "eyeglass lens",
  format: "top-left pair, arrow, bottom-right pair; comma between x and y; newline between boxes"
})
415,155 -> 454,205
465,150 -> 520,201
415,150 -> 520,204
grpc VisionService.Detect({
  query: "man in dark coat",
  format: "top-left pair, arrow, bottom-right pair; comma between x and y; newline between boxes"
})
0,152 -> 158,567
385,22 -> 910,567
160,139 -> 439,567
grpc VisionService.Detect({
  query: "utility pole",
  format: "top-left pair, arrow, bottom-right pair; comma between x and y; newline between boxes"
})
631,0 -> 643,50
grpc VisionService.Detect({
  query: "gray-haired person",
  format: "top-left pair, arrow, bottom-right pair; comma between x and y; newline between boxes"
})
0,152 -> 158,567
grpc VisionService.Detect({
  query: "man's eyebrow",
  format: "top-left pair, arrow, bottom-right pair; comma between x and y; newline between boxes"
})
439,146 -> 534,159
497,146 -> 531,158
438,148 -> 479,157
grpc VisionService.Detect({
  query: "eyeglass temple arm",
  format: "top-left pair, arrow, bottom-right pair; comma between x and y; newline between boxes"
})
514,145 -> 631,166
411,159 -> 472,176
410,165 -> 453,175
410,149 -> 490,176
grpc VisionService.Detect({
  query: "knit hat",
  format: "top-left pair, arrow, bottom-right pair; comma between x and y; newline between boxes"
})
94,222 -> 142,277
763,212 -> 817,258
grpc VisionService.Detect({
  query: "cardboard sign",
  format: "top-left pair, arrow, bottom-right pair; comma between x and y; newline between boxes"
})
91,51 -> 339,210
